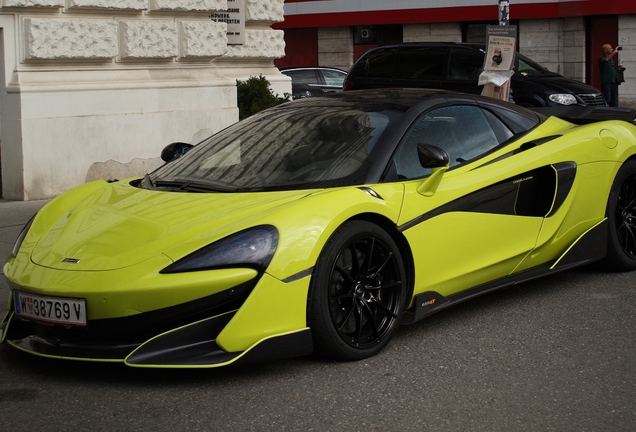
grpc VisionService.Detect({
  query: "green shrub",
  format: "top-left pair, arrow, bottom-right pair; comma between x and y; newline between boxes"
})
236,75 -> 291,120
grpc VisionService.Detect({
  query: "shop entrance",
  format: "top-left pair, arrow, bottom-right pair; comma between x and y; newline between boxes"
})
587,15 -> 619,92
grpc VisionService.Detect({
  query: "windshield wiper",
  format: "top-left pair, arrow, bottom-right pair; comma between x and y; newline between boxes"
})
153,179 -> 238,193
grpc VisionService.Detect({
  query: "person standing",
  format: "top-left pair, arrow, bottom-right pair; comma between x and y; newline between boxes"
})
598,44 -> 624,107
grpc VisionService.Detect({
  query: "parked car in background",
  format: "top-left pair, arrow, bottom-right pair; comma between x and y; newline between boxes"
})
344,42 -> 606,107
290,83 -> 327,98
281,66 -> 347,93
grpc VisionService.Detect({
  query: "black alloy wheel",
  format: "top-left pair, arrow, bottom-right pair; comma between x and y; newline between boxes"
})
601,159 -> 636,271
309,221 -> 407,360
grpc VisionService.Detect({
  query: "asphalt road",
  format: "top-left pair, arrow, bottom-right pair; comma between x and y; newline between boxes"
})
1,200 -> 635,431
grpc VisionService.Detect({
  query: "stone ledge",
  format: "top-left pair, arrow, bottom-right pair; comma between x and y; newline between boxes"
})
67,0 -> 147,10
24,17 -> 118,60
245,0 -> 283,23
3,0 -> 63,7
179,20 -> 227,58
223,28 -> 284,59
150,0 -> 226,11
119,20 -> 179,59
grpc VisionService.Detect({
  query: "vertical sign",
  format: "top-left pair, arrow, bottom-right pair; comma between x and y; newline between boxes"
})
480,25 -> 517,101
210,0 -> 245,45
499,0 -> 510,26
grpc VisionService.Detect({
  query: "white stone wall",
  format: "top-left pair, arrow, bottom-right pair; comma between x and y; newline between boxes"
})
561,17 -> 586,83
318,27 -> 352,71
519,19 -> 563,74
403,22 -> 462,43
619,15 -> 636,109
0,0 -> 288,200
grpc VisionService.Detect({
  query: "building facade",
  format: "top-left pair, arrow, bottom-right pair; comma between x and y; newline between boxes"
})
0,0 -> 289,200
275,0 -> 636,108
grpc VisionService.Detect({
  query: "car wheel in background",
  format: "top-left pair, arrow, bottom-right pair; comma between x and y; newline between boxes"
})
308,221 -> 407,360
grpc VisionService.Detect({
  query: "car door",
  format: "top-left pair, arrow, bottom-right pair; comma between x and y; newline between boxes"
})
392,103 -> 553,298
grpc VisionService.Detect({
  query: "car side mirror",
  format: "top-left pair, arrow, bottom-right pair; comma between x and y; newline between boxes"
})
416,144 -> 450,197
161,142 -> 194,162
417,143 -> 450,168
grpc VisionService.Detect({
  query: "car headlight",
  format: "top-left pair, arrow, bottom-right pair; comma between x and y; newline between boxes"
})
11,216 -> 35,257
548,94 -> 577,105
161,225 -> 279,273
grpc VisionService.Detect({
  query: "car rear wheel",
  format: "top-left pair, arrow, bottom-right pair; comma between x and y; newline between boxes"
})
600,159 -> 636,271
308,221 -> 407,360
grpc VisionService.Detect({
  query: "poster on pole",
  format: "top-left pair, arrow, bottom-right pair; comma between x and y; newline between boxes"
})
483,25 -> 517,72
480,25 -> 517,101
210,0 -> 245,45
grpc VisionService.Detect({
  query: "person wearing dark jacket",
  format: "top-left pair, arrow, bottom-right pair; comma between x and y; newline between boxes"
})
598,44 -> 624,107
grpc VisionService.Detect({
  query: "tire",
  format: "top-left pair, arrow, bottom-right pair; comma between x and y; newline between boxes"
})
600,159 -> 636,271
308,220 -> 407,360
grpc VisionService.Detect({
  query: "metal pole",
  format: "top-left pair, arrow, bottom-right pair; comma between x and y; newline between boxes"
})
499,0 -> 509,26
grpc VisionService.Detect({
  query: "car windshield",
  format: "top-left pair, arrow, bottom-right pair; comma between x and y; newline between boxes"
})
145,101 -> 403,192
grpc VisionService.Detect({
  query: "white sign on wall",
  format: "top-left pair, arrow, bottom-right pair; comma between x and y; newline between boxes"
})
210,0 -> 245,45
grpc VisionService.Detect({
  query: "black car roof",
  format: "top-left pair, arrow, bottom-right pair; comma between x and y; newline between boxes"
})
284,88 -> 541,118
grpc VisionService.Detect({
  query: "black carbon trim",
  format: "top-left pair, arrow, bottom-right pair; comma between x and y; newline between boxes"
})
402,262 -> 555,324
7,333 -> 138,360
126,312 -> 238,366
6,279 -> 257,350
358,187 -> 384,200
283,267 -> 313,283
399,165 -> 557,232
234,329 -> 313,366
547,162 -> 577,217
552,219 -> 607,270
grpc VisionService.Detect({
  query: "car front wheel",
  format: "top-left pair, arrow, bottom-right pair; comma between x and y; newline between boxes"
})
601,159 -> 636,271
308,221 -> 407,360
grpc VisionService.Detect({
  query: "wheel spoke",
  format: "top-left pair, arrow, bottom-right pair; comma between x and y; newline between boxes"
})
335,265 -> 356,285
337,303 -> 356,332
346,241 -> 362,279
360,301 -> 380,339
365,281 -> 402,290
361,237 -> 375,276
623,221 -> 636,255
370,298 -> 398,318
331,292 -> 354,301
355,301 -> 364,344
369,252 -> 394,279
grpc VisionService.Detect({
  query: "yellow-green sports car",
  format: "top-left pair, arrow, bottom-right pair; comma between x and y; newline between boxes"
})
3,89 -> 636,368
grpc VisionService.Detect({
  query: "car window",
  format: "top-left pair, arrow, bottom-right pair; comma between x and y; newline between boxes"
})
321,70 -> 346,86
350,49 -> 396,78
449,49 -> 484,81
393,47 -> 446,80
283,70 -> 318,85
392,105 -> 501,179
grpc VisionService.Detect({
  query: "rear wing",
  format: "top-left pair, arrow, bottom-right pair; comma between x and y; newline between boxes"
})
530,106 -> 636,124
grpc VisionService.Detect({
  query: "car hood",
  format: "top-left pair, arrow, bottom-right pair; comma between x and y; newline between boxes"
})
515,74 -> 600,95
30,182 -> 312,271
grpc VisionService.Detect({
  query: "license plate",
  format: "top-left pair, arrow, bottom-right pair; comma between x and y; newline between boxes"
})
13,291 -> 87,326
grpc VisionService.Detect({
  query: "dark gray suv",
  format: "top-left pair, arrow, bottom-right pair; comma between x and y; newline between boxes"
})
344,43 -> 606,107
